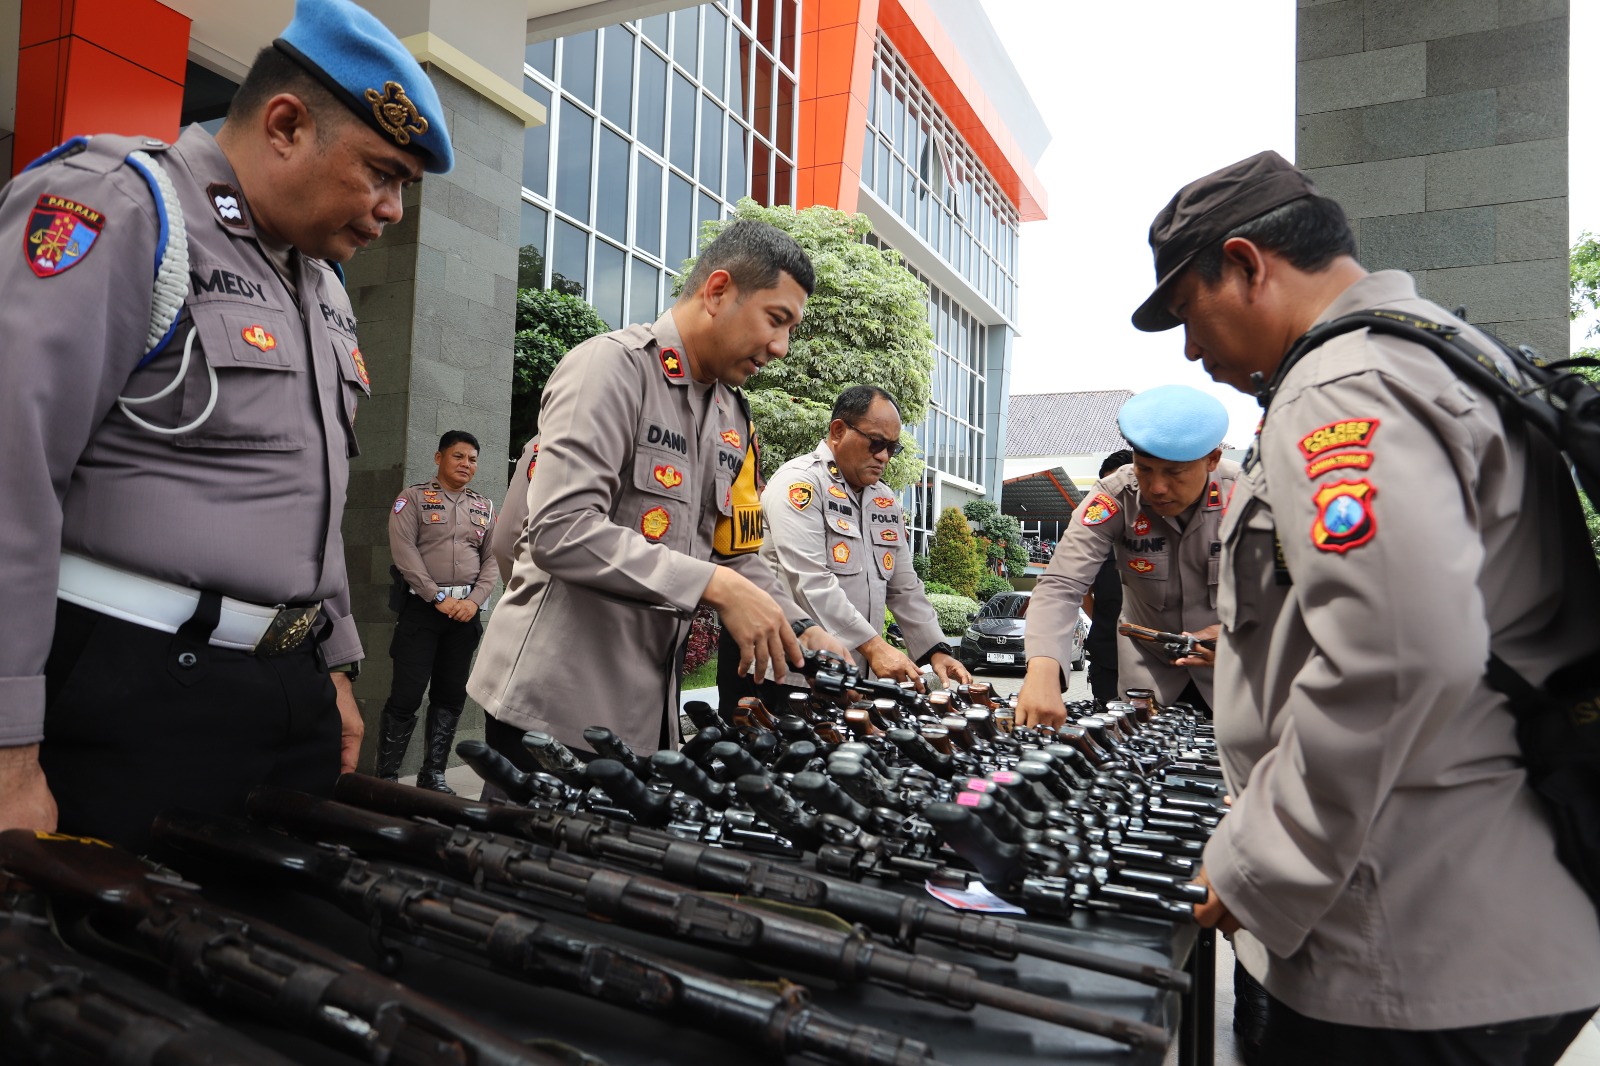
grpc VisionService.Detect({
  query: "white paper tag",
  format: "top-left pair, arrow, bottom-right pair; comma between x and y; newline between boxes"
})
924,880 -> 1028,914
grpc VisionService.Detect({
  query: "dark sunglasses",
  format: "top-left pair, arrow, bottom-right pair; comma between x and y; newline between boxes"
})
845,421 -> 904,458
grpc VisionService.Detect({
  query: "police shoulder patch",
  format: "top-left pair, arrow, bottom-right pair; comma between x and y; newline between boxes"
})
393,497 -> 407,513
1306,450 -> 1374,479
1311,479 -> 1377,553
1298,418 -> 1379,460
1081,493 -> 1119,527
788,482 -> 813,510
25,194 -> 104,278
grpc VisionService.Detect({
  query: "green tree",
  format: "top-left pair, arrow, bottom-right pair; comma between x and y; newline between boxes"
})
963,499 -> 1030,578
928,506 -> 983,599
678,199 -> 936,489
1570,233 -> 1600,553
510,287 -> 608,453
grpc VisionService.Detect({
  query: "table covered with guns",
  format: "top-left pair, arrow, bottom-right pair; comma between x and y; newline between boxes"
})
0,651 -> 1229,1066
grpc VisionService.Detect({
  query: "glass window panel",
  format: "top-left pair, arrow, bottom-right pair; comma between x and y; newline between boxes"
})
552,217 -> 588,297
520,78 -> 552,198
642,13 -> 668,50
890,161 -> 902,213
698,96 -> 722,196
725,118 -> 746,201
637,48 -> 667,155
669,72 -> 696,173
555,102 -> 593,222
751,138 -> 772,207
729,36 -> 751,120
563,30 -> 597,107
594,241 -> 626,329
667,172 -> 695,270
526,39 -> 555,78
875,140 -> 888,199
702,7 -> 726,100
698,191 -> 720,245
776,75 -> 794,157
630,259 -> 660,326
634,155 -> 663,258
517,201 -> 548,290
733,0 -> 755,29
759,0 -> 777,54
754,50 -> 774,143
601,26 -> 634,131
774,155 -> 793,206
672,7 -> 699,75
780,0 -> 796,69
596,127 -> 630,242
860,126 -> 872,184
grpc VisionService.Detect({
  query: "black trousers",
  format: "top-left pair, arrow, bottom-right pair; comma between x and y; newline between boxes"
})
42,602 -> 341,855
1258,989 -> 1594,1066
1086,640 -> 1118,704
381,596 -> 482,720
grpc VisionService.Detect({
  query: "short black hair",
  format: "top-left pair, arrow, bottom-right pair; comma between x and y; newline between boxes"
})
831,385 -> 900,424
1188,194 -> 1356,283
1099,449 -> 1133,478
438,430 -> 480,453
227,46 -> 348,139
681,219 -> 816,299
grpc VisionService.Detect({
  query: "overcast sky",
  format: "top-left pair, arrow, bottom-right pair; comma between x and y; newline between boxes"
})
978,0 -> 1594,447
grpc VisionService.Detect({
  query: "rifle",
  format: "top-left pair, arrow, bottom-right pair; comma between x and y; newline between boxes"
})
332,773 -> 1192,993
1118,623 -> 1216,661
150,809 -> 948,1066
0,908 -> 297,1066
245,785 -> 1167,1050
0,829 -> 564,1066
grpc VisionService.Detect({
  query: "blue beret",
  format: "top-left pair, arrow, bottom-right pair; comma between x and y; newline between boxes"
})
1117,385 -> 1229,462
274,0 -> 453,173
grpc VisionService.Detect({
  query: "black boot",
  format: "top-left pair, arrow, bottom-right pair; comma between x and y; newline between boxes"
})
1233,959 -> 1270,1066
374,710 -> 417,781
415,704 -> 462,793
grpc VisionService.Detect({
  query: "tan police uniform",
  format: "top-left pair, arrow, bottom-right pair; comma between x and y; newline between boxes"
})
468,312 -> 804,756
1207,272 -> 1600,1028
493,436 -> 539,585
0,127 -> 366,846
1028,460 -> 1240,706
390,480 -> 497,606
760,443 -> 944,674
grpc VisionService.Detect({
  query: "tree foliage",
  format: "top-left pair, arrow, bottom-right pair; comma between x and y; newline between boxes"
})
1570,234 -> 1600,554
510,287 -> 609,454
929,506 -> 983,599
962,499 -> 1030,578
680,200 -> 935,489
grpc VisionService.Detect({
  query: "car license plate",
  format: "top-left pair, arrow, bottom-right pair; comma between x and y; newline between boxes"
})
986,652 -> 1014,664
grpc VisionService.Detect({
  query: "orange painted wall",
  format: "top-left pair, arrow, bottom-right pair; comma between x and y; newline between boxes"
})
13,0 -> 190,175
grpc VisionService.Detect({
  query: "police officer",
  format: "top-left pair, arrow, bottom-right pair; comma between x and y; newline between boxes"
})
468,221 -> 850,762
0,0 -> 451,850
377,431 -> 496,793
1082,448 -> 1132,704
1016,385 -> 1239,727
758,385 -> 970,688
1143,152 -> 1600,1062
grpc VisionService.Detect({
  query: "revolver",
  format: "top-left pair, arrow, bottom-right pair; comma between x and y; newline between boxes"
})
1118,622 -> 1216,662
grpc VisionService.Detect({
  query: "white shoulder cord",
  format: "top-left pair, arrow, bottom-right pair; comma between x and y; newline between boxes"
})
116,149 -> 219,436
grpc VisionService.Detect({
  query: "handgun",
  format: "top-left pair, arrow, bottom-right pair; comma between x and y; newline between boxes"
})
1118,622 -> 1216,661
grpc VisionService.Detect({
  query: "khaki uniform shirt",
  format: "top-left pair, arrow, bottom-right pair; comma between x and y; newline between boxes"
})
760,443 -> 945,674
0,127 -> 365,747
493,436 -> 539,585
1207,271 -> 1600,1028
468,312 -> 803,755
390,480 -> 497,605
1028,461 -> 1239,705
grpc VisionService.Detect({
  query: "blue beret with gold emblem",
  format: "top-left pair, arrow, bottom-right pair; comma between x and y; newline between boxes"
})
1118,385 -> 1228,462
274,0 -> 453,173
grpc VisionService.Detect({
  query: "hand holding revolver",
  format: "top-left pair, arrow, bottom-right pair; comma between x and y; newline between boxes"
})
1119,622 -> 1218,667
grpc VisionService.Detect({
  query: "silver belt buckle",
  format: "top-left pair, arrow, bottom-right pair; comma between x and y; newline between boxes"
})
255,604 -> 321,657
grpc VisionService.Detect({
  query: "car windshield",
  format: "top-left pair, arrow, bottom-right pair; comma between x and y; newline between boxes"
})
983,593 -> 1029,620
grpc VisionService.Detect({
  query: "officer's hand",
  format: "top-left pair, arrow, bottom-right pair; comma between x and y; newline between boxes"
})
703,567 -> 802,684
1015,657 -> 1067,729
446,598 -> 478,622
930,651 -> 971,688
859,636 -> 921,687
1173,624 -> 1220,668
798,625 -> 852,661
1192,866 -> 1241,934
331,672 -> 364,775
0,745 -> 58,834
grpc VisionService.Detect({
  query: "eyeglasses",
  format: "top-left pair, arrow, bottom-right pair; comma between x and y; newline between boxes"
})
845,421 -> 904,458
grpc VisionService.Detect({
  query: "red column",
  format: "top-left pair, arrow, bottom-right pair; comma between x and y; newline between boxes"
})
797,0 -> 878,212
14,0 -> 190,175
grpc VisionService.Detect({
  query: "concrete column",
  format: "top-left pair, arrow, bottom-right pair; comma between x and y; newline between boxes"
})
982,325 -> 1011,502
341,22 -> 541,774
1296,0 -> 1568,356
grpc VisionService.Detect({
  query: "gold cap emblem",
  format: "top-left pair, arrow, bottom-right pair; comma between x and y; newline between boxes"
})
364,80 -> 429,145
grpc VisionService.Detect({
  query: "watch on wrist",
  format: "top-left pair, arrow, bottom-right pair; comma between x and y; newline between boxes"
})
333,660 -> 362,681
433,590 -> 448,603
791,617 -> 818,639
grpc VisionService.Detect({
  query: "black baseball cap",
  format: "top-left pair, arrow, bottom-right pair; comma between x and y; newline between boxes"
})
1131,151 -> 1318,332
